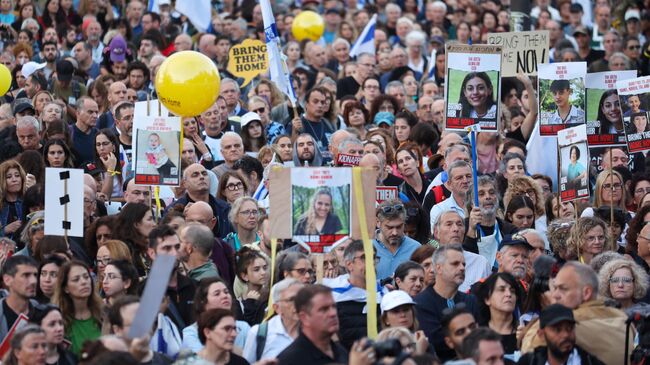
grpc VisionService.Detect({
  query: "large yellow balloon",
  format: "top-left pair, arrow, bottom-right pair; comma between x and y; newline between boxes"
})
155,51 -> 221,117
0,64 -> 11,97
292,11 -> 325,42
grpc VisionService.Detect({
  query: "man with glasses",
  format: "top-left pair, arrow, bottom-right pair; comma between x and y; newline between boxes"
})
429,161 -> 473,229
178,222 -> 219,282
373,199 -> 421,281
336,52 -> 375,100
464,176 -> 519,268
323,240 -> 385,350
243,278 -> 304,362
167,163 -> 233,239
415,243 -> 479,362
72,97 -> 99,165
623,35 -> 641,69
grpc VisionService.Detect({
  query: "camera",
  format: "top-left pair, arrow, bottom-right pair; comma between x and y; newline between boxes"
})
364,338 -> 403,358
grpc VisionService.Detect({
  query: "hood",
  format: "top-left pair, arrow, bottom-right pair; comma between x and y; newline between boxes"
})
292,134 -> 323,167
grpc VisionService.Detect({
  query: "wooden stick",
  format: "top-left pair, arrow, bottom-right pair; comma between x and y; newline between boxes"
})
556,139 -> 561,219
609,149 -> 615,250
63,178 -> 68,245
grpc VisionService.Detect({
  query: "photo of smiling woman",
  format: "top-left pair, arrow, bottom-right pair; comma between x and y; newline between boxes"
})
294,188 -> 343,236
597,89 -> 624,134
460,72 -> 497,119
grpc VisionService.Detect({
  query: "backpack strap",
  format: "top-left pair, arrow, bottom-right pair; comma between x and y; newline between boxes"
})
255,321 -> 269,361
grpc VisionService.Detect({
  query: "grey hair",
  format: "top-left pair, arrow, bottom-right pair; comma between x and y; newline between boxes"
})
358,52 -> 375,62
499,152 -> 526,174
43,102 -> 64,118
432,243 -> 463,267
466,175 -> 499,209
446,160 -> 471,180
318,77 -> 337,89
385,3 -> 402,13
385,80 -> 406,95
16,116 -> 41,132
221,78 -> 240,92
430,0 -> 447,12
598,258 -> 649,302
609,52 -> 631,69
433,210 -> 464,231
406,30 -> 426,47
233,17 -> 248,31
1,51 -> 15,62
444,144 -> 470,160
21,18 -> 39,31
590,251 -> 624,273
0,103 -> 13,119
271,278 -> 303,303
181,223 -> 214,257
516,228 -> 543,242
397,17 -> 415,28
338,137 -> 363,152
228,196 -> 259,226
332,38 -> 350,49
377,199 -> 407,223
222,131 -> 243,143
20,210 -> 44,247
563,261 -> 599,300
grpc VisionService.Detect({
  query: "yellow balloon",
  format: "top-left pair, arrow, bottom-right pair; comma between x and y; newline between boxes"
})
292,11 -> 325,42
155,51 -> 221,117
0,64 -> 11,97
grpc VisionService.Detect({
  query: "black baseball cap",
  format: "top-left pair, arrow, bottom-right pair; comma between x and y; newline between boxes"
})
540,304 -> 576,328
498,236 -> 533,251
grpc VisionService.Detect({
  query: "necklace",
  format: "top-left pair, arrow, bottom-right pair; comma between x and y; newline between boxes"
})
304,117 -> 324,145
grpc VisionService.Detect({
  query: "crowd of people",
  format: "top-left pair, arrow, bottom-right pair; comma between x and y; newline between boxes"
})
0,0 -> 650,365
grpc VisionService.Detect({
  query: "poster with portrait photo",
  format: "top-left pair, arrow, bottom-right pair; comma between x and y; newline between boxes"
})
268,167 -> 376,254
445,44 -> 502,132
558,124 -> 589,202
617,76 -> 650,154
585,71 -> 636,171
291,168 -> 351,252
133,115 -> 182,186
538,62 -> 587,136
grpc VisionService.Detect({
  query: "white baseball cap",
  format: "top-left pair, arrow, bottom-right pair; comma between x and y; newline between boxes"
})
21,62 -> 46,79
380,290 -> 415,314
241,112 -> 262,129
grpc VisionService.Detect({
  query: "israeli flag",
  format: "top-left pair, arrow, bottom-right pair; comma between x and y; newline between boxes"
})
261,0 -> 298,106
427,48 -> 437,79
350,14 -> 377,58
175,0 -> 211,33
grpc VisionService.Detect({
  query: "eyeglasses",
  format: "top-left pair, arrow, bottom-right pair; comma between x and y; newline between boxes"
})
610,276 -> 634,284
379,204 -> 404,215
96,257 -> 111,266
104,273 -> 122,280
96,234 -> 111,241
291,267 -> 315,276
239,209 -> 259,217
602,183 -> 622,190
323,259 -> 337,267
226,182 -> 244,191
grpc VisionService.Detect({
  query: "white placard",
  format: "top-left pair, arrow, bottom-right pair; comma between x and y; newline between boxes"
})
44,168 -> 84,237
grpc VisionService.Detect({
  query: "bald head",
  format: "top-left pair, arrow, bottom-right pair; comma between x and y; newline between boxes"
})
84,173 -> 97,192
174,34 -> 193,52
359,153 -> 382,184
108,81 -> 127,106
199,34 -> 216,58
184,201 -> 216,229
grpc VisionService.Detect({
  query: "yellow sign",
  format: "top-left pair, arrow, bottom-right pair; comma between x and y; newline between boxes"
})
227,39 -> 269,87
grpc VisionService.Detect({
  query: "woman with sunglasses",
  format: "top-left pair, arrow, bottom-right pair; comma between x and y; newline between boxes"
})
29,305 -> 76,365
277,251 -> 314,284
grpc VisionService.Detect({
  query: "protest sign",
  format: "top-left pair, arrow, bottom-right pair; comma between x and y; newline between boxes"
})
585,71 -> 636,172
0,314 -> 29,358
558,125 -> 590,202
487,31 -> 549,76
269,166 -> 375,253
336,153 -> 361,166
617,76 -> 650,154
44,168 -> 84,237
376,186 -> 398,204
227,39 -> 269,87
133,115 -> 182,186
538,62 -> 587,136
445,44 -> 502,132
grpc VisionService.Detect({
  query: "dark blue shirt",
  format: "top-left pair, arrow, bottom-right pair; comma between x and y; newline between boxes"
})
71,124 -> 97,166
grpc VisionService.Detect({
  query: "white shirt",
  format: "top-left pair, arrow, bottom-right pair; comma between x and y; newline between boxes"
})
242,315 -> 294,363
429,193 -> 466,228
460,251 -> 491,293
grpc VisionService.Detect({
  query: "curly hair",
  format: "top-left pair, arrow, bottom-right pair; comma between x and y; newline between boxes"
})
626,205 -> 650,255
503,175 -> 545,217
598,258 -> 649,302
547,218 -> 576,260
566,217 -> 613,261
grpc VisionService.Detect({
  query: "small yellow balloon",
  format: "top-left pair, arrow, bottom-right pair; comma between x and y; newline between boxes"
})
155,51 -> 221,117
292,11 -> 325,42
0,64 -> 11,97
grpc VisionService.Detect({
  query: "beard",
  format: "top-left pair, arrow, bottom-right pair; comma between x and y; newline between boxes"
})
547,339 -> 574,360
480,204 -> 497,220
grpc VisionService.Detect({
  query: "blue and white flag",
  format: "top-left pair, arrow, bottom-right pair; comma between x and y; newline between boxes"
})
261,0 -> 298,106
175,0 -> 211,33
350,14 -> 377,58
427,48 -> 437,79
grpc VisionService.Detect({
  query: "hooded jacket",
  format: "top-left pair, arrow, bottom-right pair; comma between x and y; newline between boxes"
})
292,134 -> 323,167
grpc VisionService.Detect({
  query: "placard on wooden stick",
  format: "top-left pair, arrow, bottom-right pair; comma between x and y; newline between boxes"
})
269,166 -> 376,253
44,168 -> 84,237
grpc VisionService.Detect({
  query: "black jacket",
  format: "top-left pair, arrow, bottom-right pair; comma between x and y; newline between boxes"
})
517,346 -> 606,365
335,300 -> 380,351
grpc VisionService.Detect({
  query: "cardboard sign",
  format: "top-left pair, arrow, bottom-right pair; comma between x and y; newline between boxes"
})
537,62 -> 587,136
0,314 -> 29,358
487,31 -> 549,77
227,39 -> 269,87
44,168 -> 84,237
336,153 -> 361,166
445,44 -> 502,132
376,186 -> 398,204
558,125 -> 590,202
133,115 -> 182,186
269,167 -> 375,253
616,76 -> 650,154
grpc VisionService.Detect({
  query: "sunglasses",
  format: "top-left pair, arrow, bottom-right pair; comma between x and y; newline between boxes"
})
380,204 -> 404,215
